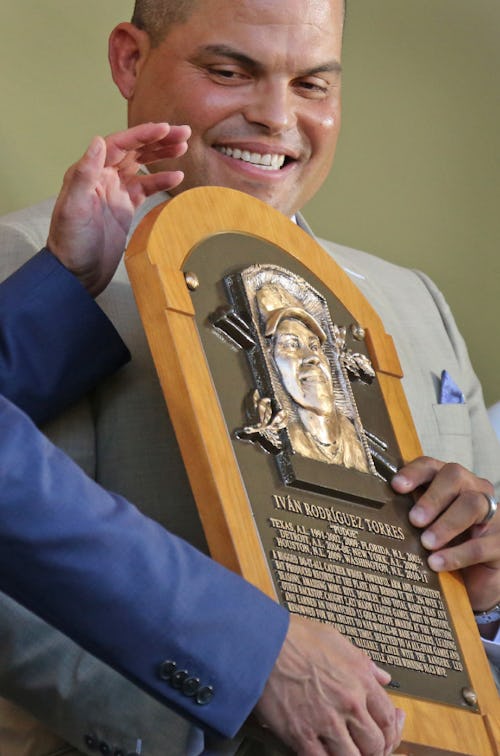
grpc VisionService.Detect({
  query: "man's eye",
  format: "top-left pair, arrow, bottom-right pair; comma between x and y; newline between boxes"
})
212,68 -> 235,77
295,79 -> 329,98
207,67 -> 248,83
279,336 -> 299,349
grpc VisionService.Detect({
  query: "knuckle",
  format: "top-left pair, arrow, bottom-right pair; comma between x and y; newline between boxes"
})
62,165 -> 76,184
479,476 -> 495,495
418,455 -> 434,465
70,163 -> 90,182
418,455 -> 442,471
442,461 -> 466,483
290,722 -> 320,752
462,489 -> 484,511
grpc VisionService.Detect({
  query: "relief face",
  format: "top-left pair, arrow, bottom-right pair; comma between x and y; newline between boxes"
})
213,263 -> 383,478
258,285 -> 370,472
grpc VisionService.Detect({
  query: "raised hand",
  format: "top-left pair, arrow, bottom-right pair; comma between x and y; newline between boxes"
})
47,122 -> 190,295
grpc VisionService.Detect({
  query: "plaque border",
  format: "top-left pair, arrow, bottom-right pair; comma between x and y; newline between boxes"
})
125,186 -> 500,754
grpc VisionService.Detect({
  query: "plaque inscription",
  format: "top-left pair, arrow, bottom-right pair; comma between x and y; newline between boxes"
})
268,499 -> 463,679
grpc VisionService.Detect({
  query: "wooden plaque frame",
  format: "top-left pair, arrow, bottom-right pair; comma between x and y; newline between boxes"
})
125,186 -> 500,754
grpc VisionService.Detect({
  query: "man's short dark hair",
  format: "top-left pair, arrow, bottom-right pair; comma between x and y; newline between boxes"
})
131,0 -> 198,46
132,0 -> 346,47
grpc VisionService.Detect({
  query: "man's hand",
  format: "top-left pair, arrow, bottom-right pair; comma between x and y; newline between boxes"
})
47,122 -> 190,296
254,614 -> 405,755
392,458 -> 500,613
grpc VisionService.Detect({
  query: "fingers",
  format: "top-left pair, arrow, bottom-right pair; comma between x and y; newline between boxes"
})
61,122 -> 190,202
57,135 -> 107,198
135,170 -> 185,197
391,456 -> 500,612
256,615 -> 402,755
366,667 -> 404,755
427,526 -> 500,572
419,489 -> 493,550
392,456 -> 444,494
392,457 -> 494,532
345,689 -> 402,756
372,662 -> 392,687
103,122 -> 191,168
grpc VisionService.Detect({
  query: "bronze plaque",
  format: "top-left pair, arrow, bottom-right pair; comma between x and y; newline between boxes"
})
186,232 -> 471,709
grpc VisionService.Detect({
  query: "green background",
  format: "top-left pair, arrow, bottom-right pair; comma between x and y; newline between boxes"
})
1,1 -> 499,405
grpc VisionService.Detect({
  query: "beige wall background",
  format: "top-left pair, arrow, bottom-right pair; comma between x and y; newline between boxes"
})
1,1 -> 499,405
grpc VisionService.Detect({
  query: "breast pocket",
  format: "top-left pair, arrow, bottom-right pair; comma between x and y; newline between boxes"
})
431,403 -> 473,468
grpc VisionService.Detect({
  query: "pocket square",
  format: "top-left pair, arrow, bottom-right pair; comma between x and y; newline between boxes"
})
439,370 -> 465,404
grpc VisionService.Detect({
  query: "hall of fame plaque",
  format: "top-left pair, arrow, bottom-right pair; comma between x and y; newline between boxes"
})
126,186 -> 500,755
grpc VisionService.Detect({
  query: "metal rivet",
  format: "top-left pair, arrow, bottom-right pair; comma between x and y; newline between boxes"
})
184,272 -> 199,291
350,323 -> 365,341
461,687 -> 478,707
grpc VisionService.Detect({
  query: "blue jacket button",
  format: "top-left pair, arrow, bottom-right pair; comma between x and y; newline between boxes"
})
158,660 -> 176,680
196,685 -> 214,705
182,676 -> 200,697
170,669 -> 189,689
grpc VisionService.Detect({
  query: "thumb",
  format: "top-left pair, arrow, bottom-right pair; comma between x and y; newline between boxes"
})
67,135 -> 107,190
84,135 -> 106,164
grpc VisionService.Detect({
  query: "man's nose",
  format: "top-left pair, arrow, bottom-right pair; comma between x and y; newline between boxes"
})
243,79 -> 296,134
302,351 -> 320,365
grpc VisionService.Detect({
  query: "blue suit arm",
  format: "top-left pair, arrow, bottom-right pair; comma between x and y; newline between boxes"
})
0,249 -> 130,424
0,395 -> 289,738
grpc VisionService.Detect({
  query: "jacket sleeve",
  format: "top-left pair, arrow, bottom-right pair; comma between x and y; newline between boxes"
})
0,394 -> 289,739
0,209 -> 207,755
0,248 -> 130,425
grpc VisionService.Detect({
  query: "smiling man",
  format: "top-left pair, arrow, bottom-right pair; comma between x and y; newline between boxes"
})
0,1 -> 499,755
111,0 -> 343,216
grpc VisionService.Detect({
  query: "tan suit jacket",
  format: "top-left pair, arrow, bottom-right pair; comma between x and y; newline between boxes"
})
0,195 -> 498,754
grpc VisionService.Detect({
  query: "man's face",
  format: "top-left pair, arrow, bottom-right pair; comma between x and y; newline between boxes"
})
112,0 -> 343,216
273,318 -> 335,415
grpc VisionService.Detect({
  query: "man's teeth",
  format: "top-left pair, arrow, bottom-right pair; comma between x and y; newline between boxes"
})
216,146 -> 286,170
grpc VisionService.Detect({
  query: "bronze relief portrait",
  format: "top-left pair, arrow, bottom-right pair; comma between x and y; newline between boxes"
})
212,263 -> 390,485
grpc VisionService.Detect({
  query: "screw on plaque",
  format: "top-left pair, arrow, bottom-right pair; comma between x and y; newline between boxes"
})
184,272 -> 200,291
387,680 -> 401,689
461,687 -> 478,707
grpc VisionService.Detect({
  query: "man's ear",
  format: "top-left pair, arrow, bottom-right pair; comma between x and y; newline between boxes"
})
108,22 -> 151,100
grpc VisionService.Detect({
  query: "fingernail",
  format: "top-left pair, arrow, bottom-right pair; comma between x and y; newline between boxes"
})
421,529 -> 436,549
428,553 -> 445,571
392,473 -> 411,490
372,661 -> 391,682
409,505 -> 426,526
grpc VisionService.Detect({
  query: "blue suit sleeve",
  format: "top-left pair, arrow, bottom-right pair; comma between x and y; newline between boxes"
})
0,249 -> 130,424
0,395 -> 289,738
